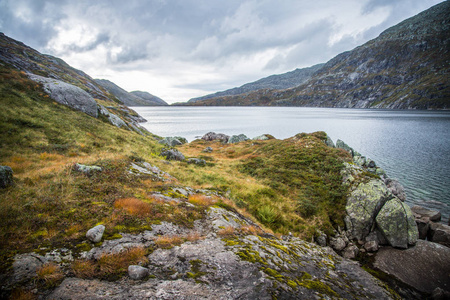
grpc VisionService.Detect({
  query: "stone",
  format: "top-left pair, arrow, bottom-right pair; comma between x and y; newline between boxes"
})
28,74 -> 98,117
364,240 -> 379,252
0,165 -> 13,188
252,134 -> 274,141
431,287 -> 450,300
98,105 -> 128,129
202,146 -> 213,153
384,178 -> 406,202
159,137 -> 184,147
336,140 -> 360,157
86,225 -> 105,243
325,135 -> 335,147
173,136 -> 188,144
376,198 -> 418,248
201,132 -> 229,143
411,205 -> 441,222
128,265 -> 149,280
73,163 -> 102,175
374,240 -> 450,294
353,156 -> 366,167
187,158 -> 206,166
346,179 -> 391,241
228,134 -> 249,144
429,223 -> 450,248
160,149 -> 185,161
315,231 -> 327,247
11,253 -> 47,284
342,244 -> 359,259
415,217 -> 430,240
329,237 -> 347,251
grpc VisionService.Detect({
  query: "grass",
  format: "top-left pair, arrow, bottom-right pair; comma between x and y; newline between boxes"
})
36,263 -> 64,288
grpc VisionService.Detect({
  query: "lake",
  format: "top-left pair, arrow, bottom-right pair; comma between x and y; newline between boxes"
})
133,106 -> 450,223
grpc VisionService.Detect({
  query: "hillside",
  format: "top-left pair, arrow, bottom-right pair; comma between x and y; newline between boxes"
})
184,1 -> 449,109
188,63 -> 323,103
95,79 -> 168,106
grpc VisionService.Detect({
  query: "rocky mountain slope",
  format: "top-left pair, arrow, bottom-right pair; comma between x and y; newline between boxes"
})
188,64 -> 323,103
184,1 -> 449,109
95,79 -> 168,106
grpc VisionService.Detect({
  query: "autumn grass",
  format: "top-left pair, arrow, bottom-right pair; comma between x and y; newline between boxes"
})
154,235 -> 184,249
36,263 -> 64,288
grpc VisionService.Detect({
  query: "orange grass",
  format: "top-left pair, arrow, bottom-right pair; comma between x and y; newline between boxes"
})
188,194 -> 216,207
114,198 -> 152,216
154,235 -> 184,248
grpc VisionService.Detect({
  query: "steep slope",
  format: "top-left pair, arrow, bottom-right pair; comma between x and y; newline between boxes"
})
0,33 -> 148,132
130,90 -> 168,106
188,63 -> 323,103
95,79 -> 168,106
186,1 -> 449,109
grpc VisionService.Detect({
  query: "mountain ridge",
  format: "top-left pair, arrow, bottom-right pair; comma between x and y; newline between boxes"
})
182,1 -> 449,109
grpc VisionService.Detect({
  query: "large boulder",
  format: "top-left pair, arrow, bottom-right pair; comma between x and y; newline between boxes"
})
376,198 -> 418,248
428,223 -> 450,248
98,105 -> 128,129
201,132 -> 229,143
86,225 -> 105,243
374,240 -> 450,294
159,137 -> 187,147
73,163 -> 102,176
0,165 -> 13,188
384,178 -> 406,202
29,74 -> 98,117
228,134 -> 249,144
411,205 -> 441,222
346,179 -> 392,241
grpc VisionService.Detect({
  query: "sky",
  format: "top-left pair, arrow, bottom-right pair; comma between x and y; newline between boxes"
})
0,0 -> 444,103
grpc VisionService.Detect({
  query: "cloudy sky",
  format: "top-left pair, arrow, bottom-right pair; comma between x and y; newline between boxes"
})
0,0 -> 443,103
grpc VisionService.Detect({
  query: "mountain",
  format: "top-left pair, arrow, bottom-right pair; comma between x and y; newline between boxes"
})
95,79 -> 168,106
188,63 -> 324,103
184,1 -> 449,109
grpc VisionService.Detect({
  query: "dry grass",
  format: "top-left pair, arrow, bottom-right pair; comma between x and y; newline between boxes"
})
240,225 -> 263,236
71,260 -> 96,279
98,247 -> 148,276
9,289 -> 36,300
185,231 -> 205,242
114,198 -> 152,216
218,226 -> 236,237
188,194 -> 216,207
36,263 -> 64,287
154,235 -> 184,248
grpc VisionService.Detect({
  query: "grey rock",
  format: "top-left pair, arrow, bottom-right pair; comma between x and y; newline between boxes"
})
159,137 -> 184,147
342,244 -> 359,259
73,163 -> 102,175
315,231 -> 327,247
432,287 -> 450,300
376,198 -> 419,248
228,134 -> 249,144
336,140 -> 360,157
374,240 -> 450,294
416,217 -> 430,240
29,74 -> 98,117
11,253 -> 47,284
411,205 -> 441,222
325,135 -> 335,147
346,179 -> 391,241
129,161 -> 176,182
0,165 -> 13,188
98,105 -> 128,129
86,225 -> 105,243
385,178 -> 407,202
329,237 -> 347,251
173,136 -> 188,144
128,265 -> 149,280
161,149 -> 185,161
202,146 -> 213,153
201,132 -> 230,143
353,156 -> 366,167
428,223 -> 450,248
186,158 -> 206,166
364,240 -> 379,252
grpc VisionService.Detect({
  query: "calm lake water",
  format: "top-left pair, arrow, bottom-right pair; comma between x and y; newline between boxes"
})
133,106 -> 450,222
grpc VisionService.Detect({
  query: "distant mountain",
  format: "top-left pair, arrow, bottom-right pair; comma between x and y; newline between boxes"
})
130,90 -> 168,106
95,79 -> 168,106
185,1 -> 449,109
188,64 -> 323,103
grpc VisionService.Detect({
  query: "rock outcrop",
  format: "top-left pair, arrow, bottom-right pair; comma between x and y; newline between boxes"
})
201,132 -> 230,143
161,149 -> 185,161
0,165 -> 13,188
228,134 -> 249,144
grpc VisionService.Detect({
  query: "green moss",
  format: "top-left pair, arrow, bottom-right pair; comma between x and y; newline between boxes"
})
298,279 -> 338,298
186,259 -> 208,282
286,280 -> 298,289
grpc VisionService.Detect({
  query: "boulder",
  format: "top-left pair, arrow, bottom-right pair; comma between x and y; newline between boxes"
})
73,163 -> 102,175
252,134 -> 275,141
29,74 -> 98,117
228,134 -> 249,144
201,132 -> 229,143
159,137 -> 183,147
173,136 -> 188,144
376,198 -> 418,248
346,179 -> 391,241
329,237 -> 347,251
336,139 -> 360,157
86,225 -> 105,243
364,240 -> 379,252
415,217 -> 430,240
161,149 -> 185,161
202,146 -> 213,153
186,158 -> 206,166
428,223 -> 450,248
411,205 -> 441,222
0,165 -> 13,188
384,178 -> 406,202
11,253 -> 47,284
342,244 -> 359,259
128,265 -> 149,280
98,105 -> 128,129
374,240 -> 450,294
315,231 -> 327,247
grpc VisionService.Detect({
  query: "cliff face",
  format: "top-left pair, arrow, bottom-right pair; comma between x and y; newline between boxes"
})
188,64 -> 323,103
186,1 -> 449,109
